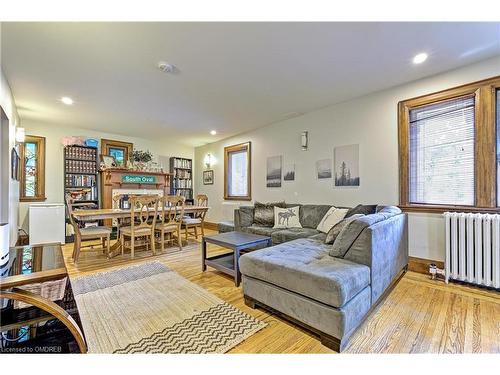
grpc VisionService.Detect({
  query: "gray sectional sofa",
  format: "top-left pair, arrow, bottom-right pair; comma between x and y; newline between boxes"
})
236,203 -> 408,352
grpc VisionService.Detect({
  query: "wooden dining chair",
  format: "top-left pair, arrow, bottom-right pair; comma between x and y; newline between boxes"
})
65,196 -> 112,262
120,195 -> 159,259
155,195 -> 185,252
182,194 -> 208,241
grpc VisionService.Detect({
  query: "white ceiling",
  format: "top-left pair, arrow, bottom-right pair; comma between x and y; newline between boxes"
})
2,22 -> 500,146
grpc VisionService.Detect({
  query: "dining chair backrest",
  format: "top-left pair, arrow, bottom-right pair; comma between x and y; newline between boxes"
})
160,195 -> 185,225
65,194 -> 97,237
194,194 -> 208,220
129,195 -> 160,230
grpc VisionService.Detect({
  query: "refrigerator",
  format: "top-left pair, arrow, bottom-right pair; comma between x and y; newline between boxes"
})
29,203 -> 66,245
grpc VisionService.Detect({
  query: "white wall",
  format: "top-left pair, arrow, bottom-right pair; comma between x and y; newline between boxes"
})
19,121 -> 194,232
0,67 -> 21,246
194,56 -> 500,262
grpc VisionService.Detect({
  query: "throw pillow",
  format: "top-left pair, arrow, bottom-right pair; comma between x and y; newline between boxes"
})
316,207 -> 348,233
324,214 -> 364,245
273,206 -> 302,229
345,204 -> 377,218
254,201 -> 286,227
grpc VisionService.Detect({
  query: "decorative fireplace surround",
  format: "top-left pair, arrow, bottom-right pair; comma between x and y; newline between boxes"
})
100,168 -> 171,225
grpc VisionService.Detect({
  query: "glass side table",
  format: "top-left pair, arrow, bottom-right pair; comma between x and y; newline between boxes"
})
0,243 -> 87,353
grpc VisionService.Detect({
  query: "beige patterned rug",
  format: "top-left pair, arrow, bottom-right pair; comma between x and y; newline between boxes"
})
70,262 -> 266,353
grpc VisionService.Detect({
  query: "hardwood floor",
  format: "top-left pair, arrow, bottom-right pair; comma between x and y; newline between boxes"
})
62,230 -> 500,354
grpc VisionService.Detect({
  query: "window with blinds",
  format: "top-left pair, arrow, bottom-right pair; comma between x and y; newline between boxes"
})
497,89 -> 500,206
409,95 -> 475,206
228,149 -> 248,197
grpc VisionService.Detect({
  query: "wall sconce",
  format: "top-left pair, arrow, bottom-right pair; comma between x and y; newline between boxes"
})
301,131 -> 308,151
204,153 -> 213,169
15,127 -> 26,143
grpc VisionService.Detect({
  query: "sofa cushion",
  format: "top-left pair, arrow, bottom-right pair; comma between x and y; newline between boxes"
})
316,207 -> 349,233
330,213 -> 389,258
254,201 -> 286,227
243,224 -> 278,237
325,214 -> 364,245
273,206 -> 302,229
239,238 -> 371,308
376,205 -> 402,216
345,204 -> 377,218
239,206 -> 255,228
299,205 -> 332,228
271,227 -> 321,244
308,232 -> 327,242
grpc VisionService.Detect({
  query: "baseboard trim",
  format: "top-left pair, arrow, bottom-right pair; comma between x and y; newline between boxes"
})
204,221 -> 219,231
408,256 -> 444,275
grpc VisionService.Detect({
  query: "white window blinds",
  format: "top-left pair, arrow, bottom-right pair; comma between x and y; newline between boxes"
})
409,95 -> 475,206
228,149 -> 248,197
497,89 -> 500,206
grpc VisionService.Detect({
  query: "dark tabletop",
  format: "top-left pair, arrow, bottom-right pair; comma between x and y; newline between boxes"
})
203,231 -> 271,246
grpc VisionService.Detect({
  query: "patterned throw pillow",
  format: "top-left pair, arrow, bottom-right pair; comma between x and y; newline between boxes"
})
316,207 -> 349,233
324,214 -> 364,245
273,206 -> 302,229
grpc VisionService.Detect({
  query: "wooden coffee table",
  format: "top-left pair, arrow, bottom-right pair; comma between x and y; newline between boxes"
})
201,232 -> 272,286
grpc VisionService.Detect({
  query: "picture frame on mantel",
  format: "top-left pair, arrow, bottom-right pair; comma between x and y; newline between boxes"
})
101,139 -> 133,167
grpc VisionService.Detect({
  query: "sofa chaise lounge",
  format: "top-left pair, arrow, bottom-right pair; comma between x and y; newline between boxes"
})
236,203 -> 408,352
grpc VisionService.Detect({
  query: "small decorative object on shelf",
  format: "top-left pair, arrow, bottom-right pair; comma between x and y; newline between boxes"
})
170,157 -> 193,204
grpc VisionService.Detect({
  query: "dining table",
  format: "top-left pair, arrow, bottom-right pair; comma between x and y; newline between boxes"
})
71,205 -> 209,258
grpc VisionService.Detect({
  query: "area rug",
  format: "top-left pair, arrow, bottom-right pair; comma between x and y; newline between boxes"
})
70,262 -> 266,353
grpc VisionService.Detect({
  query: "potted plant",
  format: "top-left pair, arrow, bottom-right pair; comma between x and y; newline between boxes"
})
131,149 -> 153,171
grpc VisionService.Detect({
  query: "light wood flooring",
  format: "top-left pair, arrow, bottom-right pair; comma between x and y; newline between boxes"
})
63,230 -> 500,354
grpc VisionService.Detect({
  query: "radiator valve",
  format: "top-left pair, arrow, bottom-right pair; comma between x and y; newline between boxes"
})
429,263 -> 445,280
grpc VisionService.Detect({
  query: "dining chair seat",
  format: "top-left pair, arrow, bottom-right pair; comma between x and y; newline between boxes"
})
80,226 -> 112,237
155,222 -> 178,231
182,218 -> 202,225
120,226 -> 153,236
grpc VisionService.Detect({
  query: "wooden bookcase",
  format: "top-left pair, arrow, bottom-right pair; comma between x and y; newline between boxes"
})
63,145 -> 99,241
169,157 -> 193,204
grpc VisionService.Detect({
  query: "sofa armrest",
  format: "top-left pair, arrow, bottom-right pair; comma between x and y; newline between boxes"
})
344,213 -> 408,305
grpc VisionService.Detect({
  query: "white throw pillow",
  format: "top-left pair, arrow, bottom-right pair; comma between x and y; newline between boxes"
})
273,206 -> 302,229
316,207 -> 348,233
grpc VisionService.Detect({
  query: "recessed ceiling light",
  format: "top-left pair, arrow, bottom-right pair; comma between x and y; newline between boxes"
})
60,96 -> 74,105
158,61 -> 176,73
210,130 -> 217,135
413,53 -> 428,64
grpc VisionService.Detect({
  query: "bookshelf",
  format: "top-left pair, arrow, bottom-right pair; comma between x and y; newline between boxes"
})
169,157 -> 193,204
64,145 -> 99,241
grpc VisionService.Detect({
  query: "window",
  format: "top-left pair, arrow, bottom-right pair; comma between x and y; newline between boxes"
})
497,88 -> 500,206
224,142 -> 251,200
399,76 -> 500,212
409,96 -> 475,205
19,135 -> 46,201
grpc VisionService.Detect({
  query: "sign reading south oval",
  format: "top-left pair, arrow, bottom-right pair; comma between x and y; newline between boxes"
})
122,175 -> 157,184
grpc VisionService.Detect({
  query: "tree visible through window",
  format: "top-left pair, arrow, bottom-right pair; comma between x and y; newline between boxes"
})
224,142 -> 251,200
20,135 -> 46,201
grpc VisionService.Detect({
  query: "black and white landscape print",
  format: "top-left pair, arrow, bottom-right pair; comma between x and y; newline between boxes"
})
266,155 -> 282,187
283,163 -> 295,181
316,159 -> 332,179
334,144 -> 360,186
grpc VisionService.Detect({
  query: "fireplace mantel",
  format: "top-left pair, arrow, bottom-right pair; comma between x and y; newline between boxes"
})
100,168 -> 172,217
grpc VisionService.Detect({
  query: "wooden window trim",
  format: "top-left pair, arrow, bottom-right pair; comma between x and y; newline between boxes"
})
224,142 -> 252,201
100,139 -> 133,165
398,75 -> 500,214
20,135 -> 46,202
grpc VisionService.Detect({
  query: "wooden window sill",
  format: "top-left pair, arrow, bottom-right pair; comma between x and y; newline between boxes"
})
399,204 -> 500,214
20,197 -> 47,203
